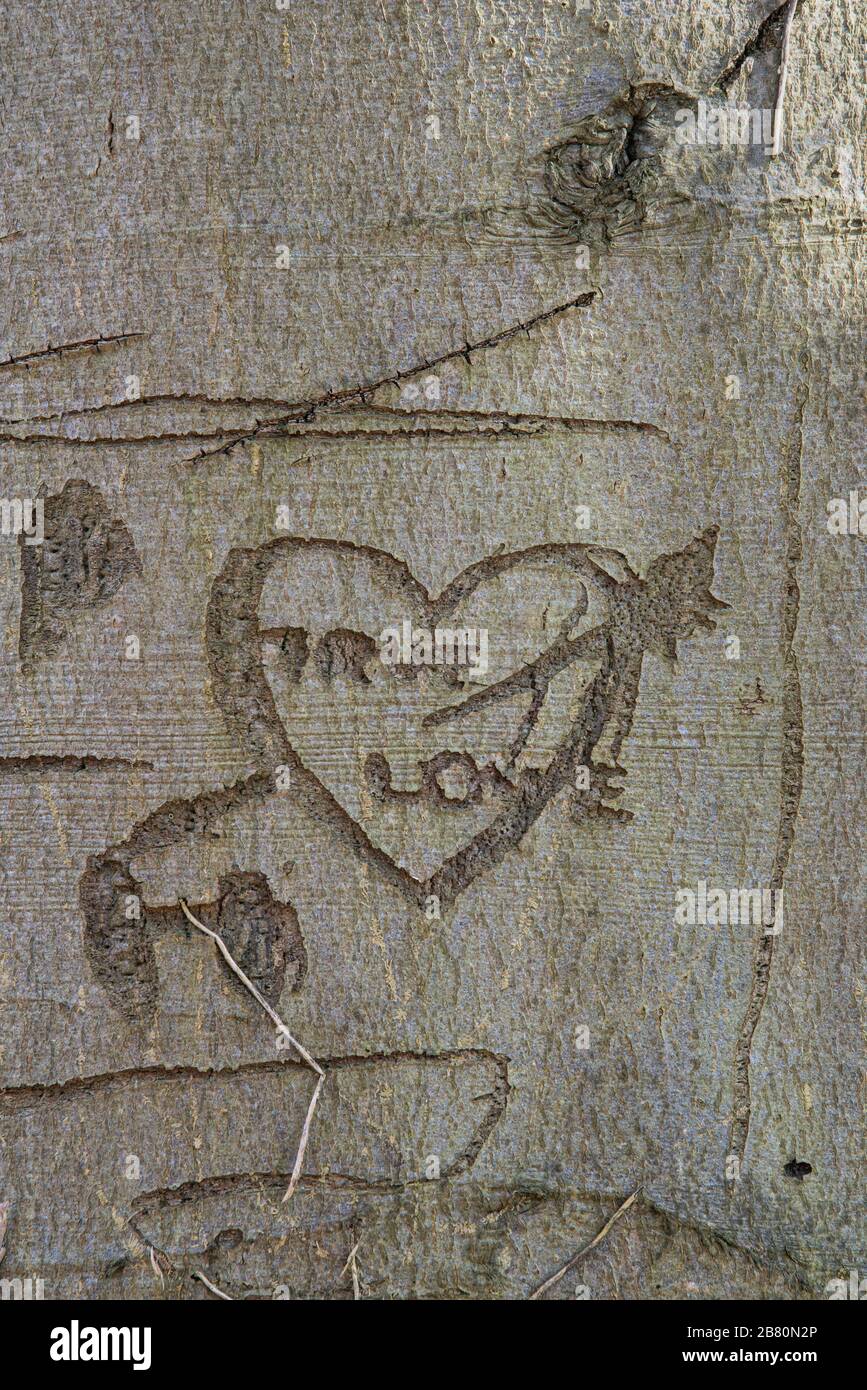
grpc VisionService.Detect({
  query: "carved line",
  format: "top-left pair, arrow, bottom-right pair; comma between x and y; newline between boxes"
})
717,0 -> 801,93
0,755 -> 153,774
205,532 -> 724,908
0,405 -> 669,450
178,292 -> 598,465
0,1050 -> 510,1183
0,418 -> 665,449
728,382 -> 806,1166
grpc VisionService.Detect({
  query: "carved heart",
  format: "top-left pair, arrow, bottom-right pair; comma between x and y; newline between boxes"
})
206,530 -> 725,907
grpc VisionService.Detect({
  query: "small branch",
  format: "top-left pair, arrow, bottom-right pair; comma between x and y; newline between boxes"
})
529,1186 -> 642,1300
193,1270 -> 233,1300
178,900 -> 325,1207
178,416 -> 304,466
771,0 -> 800,157
341,1240 -> 362,1300
178,900 -> 323,1077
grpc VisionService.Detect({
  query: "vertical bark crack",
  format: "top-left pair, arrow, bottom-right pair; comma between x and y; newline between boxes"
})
729,378 -> 807,1168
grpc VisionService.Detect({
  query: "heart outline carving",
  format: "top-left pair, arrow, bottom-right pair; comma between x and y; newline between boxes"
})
206,530 -> 727,908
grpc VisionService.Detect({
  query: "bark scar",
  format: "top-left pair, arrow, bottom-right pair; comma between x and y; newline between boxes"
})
728,380 -> 806,1170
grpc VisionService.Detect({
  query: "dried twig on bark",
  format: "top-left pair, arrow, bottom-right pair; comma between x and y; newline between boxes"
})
178,900 -> 325,1205
529,1187 -> 642,1299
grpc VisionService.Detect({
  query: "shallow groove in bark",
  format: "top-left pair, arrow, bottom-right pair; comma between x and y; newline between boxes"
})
716,0 -> 801,93
729,382 -> 806,1167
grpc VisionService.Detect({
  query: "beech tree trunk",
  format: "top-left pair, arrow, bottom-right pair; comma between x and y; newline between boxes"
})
0,0 -> 864,1300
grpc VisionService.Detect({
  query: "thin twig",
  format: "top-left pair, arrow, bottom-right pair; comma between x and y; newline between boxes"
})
282,1072 -> 325,1203
341,1240 -> 362,1300
193,1270 -> 233,1300
178,900 -> 326,1205
529,1187 -> 642,1300
178,900 -> 323,1077
771,0 -> 800,158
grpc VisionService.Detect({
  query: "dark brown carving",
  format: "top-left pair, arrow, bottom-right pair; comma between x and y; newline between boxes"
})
80,856 -> 305,1022
205,529 -> 727,907
19,478 -> 141,669
80,528 -> 726,1018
